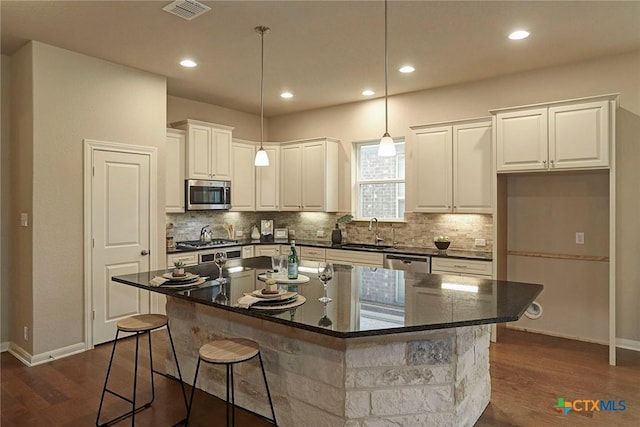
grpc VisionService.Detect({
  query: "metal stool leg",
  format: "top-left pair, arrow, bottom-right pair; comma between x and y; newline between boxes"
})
96,330 -> 120,426
258,352 -> 278,426
185,357 -> 202,427
131,331 -> 140,426
230,364 -> 236,427
166,323 -> 189,412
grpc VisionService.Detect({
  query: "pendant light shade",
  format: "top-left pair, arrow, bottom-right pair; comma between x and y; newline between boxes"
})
255,26 -> 270,166
378,0 -> 396,157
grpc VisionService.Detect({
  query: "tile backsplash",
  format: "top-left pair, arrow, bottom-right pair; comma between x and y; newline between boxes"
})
166,211 -> 492,252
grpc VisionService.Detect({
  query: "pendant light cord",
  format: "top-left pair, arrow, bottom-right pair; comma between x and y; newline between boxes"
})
384,0 -> 389,136
259,27 -> 265,150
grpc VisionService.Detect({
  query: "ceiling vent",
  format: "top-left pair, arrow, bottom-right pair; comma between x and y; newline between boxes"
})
162,0 -> 211,21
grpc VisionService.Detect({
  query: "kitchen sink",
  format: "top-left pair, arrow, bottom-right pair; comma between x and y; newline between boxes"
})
341,243 -> 394,250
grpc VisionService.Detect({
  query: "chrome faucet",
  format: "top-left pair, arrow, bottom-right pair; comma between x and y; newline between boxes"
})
368,218 -> 384,245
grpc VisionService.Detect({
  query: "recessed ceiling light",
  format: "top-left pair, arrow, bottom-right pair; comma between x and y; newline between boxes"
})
280,92 -> 293,99
399,65 -> 415,73
180,59 -> 197,67
508,30 -> 530,40
362,89 -> 375,96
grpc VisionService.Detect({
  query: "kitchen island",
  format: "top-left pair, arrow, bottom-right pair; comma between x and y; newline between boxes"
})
113,257 -> 542,427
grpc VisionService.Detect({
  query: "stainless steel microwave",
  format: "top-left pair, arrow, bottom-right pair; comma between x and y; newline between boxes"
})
185,179 -> 231,210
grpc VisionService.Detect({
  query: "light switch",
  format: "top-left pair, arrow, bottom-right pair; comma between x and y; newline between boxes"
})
20,213 -> 29,227
575,232 -> 584,244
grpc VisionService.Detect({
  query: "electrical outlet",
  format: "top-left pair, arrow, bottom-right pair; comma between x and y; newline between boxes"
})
21,213 -> 29,227
576,232 -> 585,244
475,238 -> 486,247
235,230 -> 243,237
289,229 -> 295,237
316,230 -> 325,237
23,326 -> 29,341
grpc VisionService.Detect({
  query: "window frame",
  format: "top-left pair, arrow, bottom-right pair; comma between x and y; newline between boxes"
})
352,139 -> 406,221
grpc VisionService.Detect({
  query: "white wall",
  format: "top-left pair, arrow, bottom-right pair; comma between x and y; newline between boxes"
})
1,54 -> 11,347
11,41 -> 167,356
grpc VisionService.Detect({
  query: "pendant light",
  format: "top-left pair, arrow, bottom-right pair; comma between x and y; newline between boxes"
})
254,26 -> 270,166
378,0 -> 396,157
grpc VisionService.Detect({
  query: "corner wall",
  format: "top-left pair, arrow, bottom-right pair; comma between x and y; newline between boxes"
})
15,41 -> 167,357
1,55 -> 12,348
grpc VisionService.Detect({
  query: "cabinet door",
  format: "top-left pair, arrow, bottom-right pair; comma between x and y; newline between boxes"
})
187,124 -> 213,179
496,108 -> 548,172
256,146 -> 280,211
165,129 -> 185,213
453,121 -> 492,213
549,100 -> 609,170
414,126 -> 453,213
255,245 -> 280,257
280,144 -> 302,211
231,142 -> 255,211
301,141 -> 326,211
242,245 -> 255,259
212,129 -> 232,179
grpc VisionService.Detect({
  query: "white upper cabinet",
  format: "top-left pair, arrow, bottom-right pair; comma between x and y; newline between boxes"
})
412,118 -> 492,214
493,95 -> 617,173
413,125 -> 453,213
171,119 -> 234,180
231,140 -> 256,211
453,120 -> 493,213
280,138 -> 339,212
256,145 -> 280,211
165,128 -> 186,213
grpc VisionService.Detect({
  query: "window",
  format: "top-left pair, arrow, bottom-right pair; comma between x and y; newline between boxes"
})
354,140 -> 405,220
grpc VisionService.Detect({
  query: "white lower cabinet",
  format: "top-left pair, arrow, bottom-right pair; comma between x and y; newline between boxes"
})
326,249 -> 383,267
300,246 -> 326,262
431,258 -> 493,278
254,245 -> 281,257
166,252 -> 198,268
241,245 -> 255,259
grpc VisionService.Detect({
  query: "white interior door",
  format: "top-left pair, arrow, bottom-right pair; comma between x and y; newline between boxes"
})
92,149 -> 151,345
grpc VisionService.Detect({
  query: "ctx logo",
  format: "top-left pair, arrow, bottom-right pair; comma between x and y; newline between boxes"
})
554,398 -> 627,415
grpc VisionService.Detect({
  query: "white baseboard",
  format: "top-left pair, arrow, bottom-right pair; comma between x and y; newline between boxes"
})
8,342 -> 86,367
1,341 -> 9,352
616,338 -> 640,352
506,325 -> 609,346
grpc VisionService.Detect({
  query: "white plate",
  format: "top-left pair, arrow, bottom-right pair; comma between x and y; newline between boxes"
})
159,277 -> 206,288
162,272 -> 198,281
257,274 -> 310,284
252,288 -> 287,299
243,290 -> 298,301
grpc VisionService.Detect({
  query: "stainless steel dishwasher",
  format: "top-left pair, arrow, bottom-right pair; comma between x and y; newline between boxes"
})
383,253 -> 430,273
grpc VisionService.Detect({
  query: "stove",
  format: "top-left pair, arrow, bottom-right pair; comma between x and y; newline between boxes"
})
176,239 -> 239,250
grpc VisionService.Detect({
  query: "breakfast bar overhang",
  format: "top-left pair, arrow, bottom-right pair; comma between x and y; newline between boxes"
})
113,257 -> 542,427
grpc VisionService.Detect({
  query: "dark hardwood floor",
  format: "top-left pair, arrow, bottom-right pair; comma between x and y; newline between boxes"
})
2,329 -> 639,426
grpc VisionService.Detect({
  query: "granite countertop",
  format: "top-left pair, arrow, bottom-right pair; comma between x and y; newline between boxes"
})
113,257 -> 540,338
167,238 -> 493,261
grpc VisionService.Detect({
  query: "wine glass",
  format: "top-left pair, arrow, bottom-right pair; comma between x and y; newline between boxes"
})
317,263 -> 333,303
214,251 -> 227,283
214,282 -> 228,305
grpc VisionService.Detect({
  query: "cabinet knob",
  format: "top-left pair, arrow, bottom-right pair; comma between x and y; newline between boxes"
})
543,160 -> 547,164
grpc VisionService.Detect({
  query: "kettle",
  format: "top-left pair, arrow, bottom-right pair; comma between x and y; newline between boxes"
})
251,225 -> 260,240
200,225 -> 213,242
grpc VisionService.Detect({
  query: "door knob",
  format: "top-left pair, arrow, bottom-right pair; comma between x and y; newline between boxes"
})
141,250 -> 149,256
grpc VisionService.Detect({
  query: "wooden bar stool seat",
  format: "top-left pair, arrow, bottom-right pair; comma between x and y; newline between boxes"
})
186,338 -> 277,426
96,314 -> 188,427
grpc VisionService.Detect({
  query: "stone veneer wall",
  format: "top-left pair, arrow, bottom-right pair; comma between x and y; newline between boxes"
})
166,298 -> 491,427
166,211 -> 493,252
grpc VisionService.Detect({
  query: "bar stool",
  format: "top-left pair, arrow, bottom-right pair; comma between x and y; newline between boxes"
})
96,314 -> 188,426
186,338 -> 277,426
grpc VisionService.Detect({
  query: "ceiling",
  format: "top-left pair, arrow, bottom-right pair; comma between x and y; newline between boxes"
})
2,1 -> 639,117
